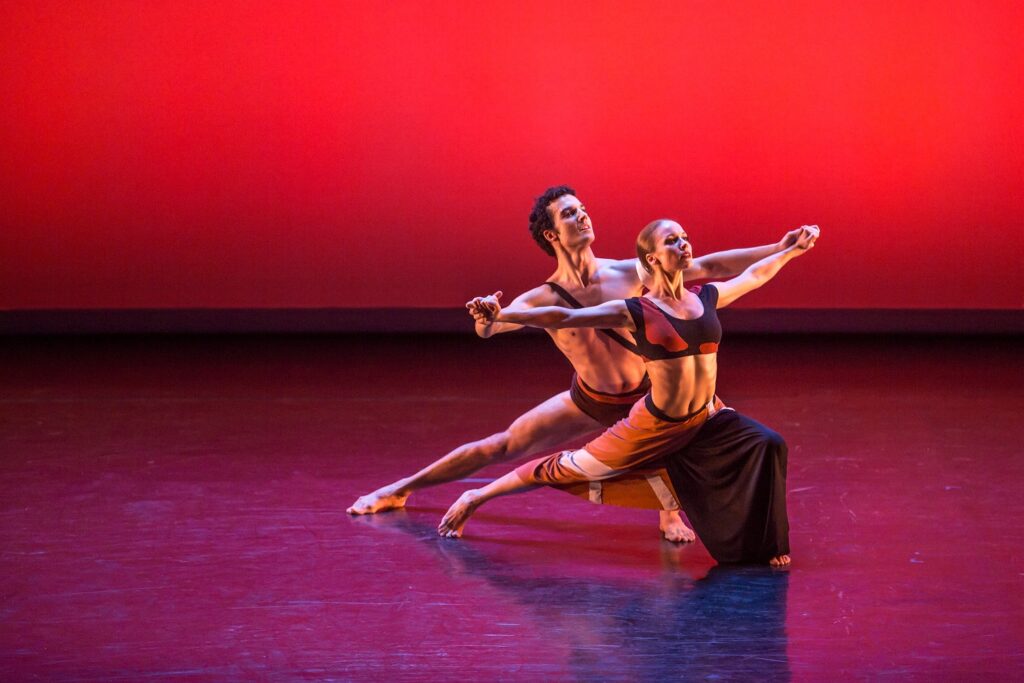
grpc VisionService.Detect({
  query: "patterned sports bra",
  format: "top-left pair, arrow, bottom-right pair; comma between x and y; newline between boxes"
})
625,285 -> 722,361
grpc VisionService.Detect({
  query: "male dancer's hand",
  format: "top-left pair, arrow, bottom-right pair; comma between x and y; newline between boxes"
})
465,291 -> 503,324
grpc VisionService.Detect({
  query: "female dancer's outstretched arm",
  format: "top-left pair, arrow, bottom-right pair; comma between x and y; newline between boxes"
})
712,225 -> 819,308
469,297 -> 634,331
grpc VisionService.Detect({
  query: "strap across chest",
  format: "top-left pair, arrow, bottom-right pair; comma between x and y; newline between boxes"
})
544,282 -> 639,354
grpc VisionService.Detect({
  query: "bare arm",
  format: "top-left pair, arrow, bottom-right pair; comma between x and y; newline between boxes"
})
437,469 -> 538,537
712,226 -> 819,308
493,299 -> 634,331
685,225 -> 820,280
466,289 -> 538,338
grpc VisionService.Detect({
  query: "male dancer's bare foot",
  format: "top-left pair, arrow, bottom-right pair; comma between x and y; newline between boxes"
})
659,510 -> 696,543
346,485 -> 410,515
437,490 -> 482,538
769,554 -> 791,568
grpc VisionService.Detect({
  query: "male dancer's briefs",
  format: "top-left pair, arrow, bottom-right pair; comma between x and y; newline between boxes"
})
569,373 -> 652,427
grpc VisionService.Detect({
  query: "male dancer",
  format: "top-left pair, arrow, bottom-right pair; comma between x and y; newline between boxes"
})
348,185 -> 809,541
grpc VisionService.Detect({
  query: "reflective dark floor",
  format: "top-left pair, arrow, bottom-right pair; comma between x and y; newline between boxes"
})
1,334 -> 1022,680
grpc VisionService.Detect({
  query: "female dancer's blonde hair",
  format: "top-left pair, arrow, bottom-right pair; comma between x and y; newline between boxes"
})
636,219 -> 671,273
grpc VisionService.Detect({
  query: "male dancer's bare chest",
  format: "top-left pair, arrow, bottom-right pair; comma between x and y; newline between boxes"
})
547,325 -> 646,391
546,272 -> 639,308
546,282 -> 647,388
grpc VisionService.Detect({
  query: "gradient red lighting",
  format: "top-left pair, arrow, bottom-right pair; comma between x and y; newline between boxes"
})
1,1 -> 1021,309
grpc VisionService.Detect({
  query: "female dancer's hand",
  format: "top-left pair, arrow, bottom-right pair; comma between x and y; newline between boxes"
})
794,225 -> 819,251
778,224 -> 820,250
777,226 -> 804,249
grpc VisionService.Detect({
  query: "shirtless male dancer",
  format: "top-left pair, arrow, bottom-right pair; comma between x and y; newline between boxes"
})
348,185 -> 810,541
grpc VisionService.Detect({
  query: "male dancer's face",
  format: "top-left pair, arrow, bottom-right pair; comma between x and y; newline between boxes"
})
545,194 -> 595,254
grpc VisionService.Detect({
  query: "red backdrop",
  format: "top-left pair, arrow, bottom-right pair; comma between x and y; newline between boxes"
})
2,1 -> 1021,309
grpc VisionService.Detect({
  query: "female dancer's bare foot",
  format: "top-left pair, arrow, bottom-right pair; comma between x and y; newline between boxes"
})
346,486 -> 410,515
658,510 -> 696,543
769,554 -> 791,568
437,490 -> 482,538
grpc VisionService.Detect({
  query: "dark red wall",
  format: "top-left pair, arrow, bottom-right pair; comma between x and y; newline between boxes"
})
2,1 -> 1021,309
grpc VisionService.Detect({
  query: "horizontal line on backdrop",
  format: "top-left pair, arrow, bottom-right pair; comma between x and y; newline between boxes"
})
1,308 -> 1020,335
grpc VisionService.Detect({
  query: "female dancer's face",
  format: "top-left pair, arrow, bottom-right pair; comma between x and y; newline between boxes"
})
645,221 -> 693,275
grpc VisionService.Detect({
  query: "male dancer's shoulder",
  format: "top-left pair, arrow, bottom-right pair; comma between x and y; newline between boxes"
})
600,257 -> 644,278
596,258 -> 645,291
597,257 -> 640,271
512,283 -> 562,308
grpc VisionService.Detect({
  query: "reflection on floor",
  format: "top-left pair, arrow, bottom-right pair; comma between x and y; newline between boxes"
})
1,334 -> 1021,679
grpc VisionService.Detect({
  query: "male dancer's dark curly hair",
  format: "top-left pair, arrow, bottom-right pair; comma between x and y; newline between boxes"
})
528,185 -> 577,257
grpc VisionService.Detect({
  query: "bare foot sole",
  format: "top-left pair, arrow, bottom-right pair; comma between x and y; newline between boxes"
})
769,554 -> 791,568
346,487 -> 410,515
659,510 -> 696,543
437,490 -> 481,538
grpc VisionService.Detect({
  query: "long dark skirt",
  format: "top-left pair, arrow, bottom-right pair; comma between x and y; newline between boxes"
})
664,409 -> 790,564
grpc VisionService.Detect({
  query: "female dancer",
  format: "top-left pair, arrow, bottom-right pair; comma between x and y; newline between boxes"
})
438,220 -> 818,566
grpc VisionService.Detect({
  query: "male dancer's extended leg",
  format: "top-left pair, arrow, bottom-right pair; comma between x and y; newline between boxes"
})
347,391 -> 603,514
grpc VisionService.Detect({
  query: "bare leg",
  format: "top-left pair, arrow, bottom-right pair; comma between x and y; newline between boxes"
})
350,391 -> 696,544
659,510 -> 696,543
347,392 -> 600,514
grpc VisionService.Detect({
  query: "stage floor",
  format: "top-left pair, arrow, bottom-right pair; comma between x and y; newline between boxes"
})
1,333 -> 1022,680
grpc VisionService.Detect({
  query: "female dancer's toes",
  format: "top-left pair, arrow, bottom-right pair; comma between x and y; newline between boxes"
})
769,554 -> 791,568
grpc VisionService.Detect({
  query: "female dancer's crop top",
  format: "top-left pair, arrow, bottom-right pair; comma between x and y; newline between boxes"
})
625,285 -> 722,361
